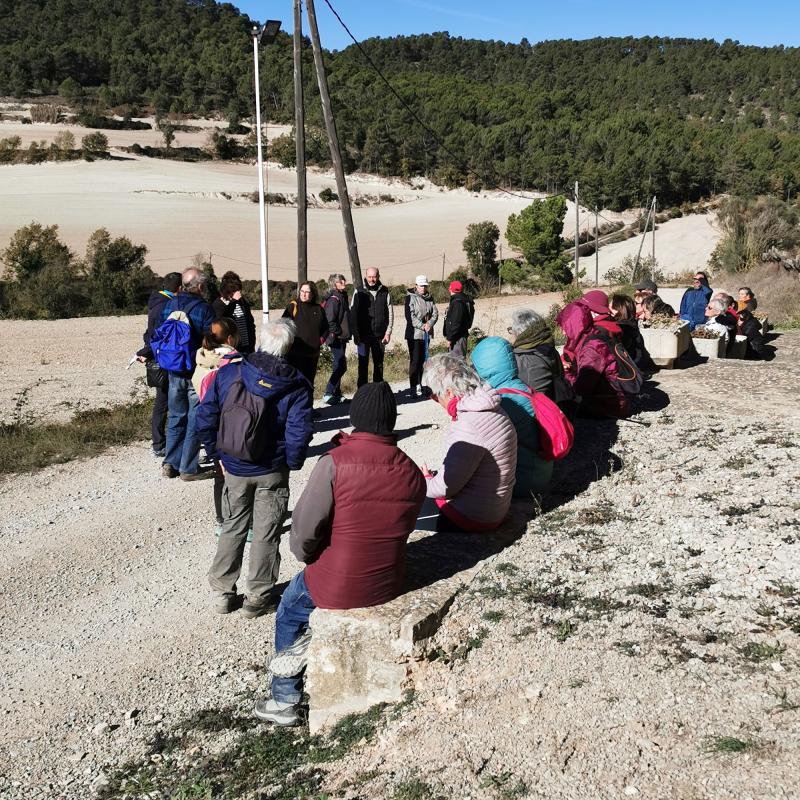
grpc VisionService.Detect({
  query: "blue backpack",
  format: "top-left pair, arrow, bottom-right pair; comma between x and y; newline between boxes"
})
151,299 -> 201,373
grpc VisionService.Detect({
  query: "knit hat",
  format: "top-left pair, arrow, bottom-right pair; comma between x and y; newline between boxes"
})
350,381 -> 397,435
578,289 -> 610,315
449,280 -> 463,293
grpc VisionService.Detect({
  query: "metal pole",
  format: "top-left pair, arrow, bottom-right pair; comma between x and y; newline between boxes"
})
305,0 -> 362,288
634,199 -> 654,271
594,205 -> 599,286
252,31 -> 270,322
652,196 -> 656,263
293,0 -> 307,284
574,181 -> 580,287
441,252 -> 445,282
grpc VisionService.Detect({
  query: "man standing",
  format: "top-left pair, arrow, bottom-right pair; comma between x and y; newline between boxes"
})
351,267 -> 393,387
322,273 -> 351,405
253,382 -> 426,726
196,319 -> 314,618
136,271 -> 181,457
443,280 -> 474,359
156,267 -> 216,480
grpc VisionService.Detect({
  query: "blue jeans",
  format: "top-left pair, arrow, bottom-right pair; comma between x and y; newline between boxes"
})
165,374 -> 201,474
271,570 -> 316,704
324,339 -> 348,396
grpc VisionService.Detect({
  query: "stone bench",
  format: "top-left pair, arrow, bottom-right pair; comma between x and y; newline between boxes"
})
305,501 -> 529,732
640,321 -> 690,368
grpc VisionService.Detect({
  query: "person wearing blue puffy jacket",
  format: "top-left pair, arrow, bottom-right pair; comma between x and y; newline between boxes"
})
471,337 -> 553,497
679,271 -> 713,331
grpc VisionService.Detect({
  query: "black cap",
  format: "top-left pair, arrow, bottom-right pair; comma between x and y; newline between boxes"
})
350,382 -> 397,436
634,279 -> 658,292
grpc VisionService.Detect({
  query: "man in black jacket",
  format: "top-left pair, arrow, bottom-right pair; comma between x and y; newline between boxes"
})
136,272 -> 181,456
351,267 -> 394,387
443,280 -> 474,359
322,273 -> 351,404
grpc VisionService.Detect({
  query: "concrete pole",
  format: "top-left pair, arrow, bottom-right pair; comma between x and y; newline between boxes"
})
652,196 -> 656,263
293,0 -> 307,284
574,181 -> 580,287
252,30 -> 270,321
595,205 -> 599,286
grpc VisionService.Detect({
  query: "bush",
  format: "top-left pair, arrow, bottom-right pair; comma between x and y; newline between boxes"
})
498,259 -> 529,285
605,255 -> 666,288
319,187 -> 338,203
29,104 -> 60,123
81,131 -> 109,158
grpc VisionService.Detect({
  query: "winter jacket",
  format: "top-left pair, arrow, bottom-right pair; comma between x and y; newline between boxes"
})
426,386 -> 517,527
159,292 -> 216,376
617,318 -> 656,374
195,351 -> 313,476
289,431 -> 426,609
679,284 -> 712,331
137,289 -> 174,359
404,289 -> 439,341
283,300 -> 329,361
323,288 -> 351,343
443,292 -> 474,342
352,283 -> 393,342
557,302 -> 629,419
703,314 -> 735,343
737,297 -> 758,312
212,296 -> 256,354
471,337 -> 553,497
191,345 -> 240,397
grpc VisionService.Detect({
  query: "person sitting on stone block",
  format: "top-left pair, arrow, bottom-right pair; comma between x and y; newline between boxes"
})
254,381 -> 427,727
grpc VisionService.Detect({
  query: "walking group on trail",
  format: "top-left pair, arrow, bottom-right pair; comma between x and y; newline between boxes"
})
135,264 -> 775,727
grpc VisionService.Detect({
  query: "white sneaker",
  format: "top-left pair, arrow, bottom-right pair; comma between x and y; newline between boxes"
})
253,698 -> 300,726
269,631 -> 312,677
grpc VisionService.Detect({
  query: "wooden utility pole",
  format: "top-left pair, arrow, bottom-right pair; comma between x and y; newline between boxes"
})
574,181 -> 580,287
594,206 -> 599,286
651,196 -> 656,263
293,0 -> 307,283
441,252 -> 446,282
305,0 -> 362,288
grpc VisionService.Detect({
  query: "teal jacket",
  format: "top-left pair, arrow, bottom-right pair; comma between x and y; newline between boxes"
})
471,337 -> 553,497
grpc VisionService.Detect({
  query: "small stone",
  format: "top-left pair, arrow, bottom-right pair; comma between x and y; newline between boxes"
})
91,722 -> 117,736
771,662 -> 784,673
524,684 -> 543,700
68,751 -> 87,763
124,708 -> 140,720
624,787 -> 639,796
91,772 -> 110,795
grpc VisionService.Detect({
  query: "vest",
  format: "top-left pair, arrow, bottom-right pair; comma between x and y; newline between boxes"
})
356,284 -> 390,338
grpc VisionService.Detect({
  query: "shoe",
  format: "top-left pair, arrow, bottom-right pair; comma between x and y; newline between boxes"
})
239,597 -> 277,619
253,698 -> 300,727
179,470 -> 214,481
270,631 -> 312,677
162,463 -> 178,479
153,447 -> 166,458
214,594 -> 243,614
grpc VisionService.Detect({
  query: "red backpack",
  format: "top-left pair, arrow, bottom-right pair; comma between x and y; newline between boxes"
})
496,386 -> 575,461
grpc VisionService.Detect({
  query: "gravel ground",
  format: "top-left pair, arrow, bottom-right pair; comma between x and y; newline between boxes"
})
0,324 -> 797,799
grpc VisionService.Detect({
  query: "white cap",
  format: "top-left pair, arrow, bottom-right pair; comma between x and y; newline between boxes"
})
414,274 -> 430,286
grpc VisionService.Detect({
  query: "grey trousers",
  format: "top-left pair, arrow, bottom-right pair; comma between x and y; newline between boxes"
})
449,337 -> 468,359
208,470 -> 289,603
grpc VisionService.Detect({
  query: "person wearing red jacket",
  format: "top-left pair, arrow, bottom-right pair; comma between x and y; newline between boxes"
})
254,381 -> 427,727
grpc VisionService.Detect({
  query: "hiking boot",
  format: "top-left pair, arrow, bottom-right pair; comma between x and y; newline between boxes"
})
253,698 -> 300,727
239,596 -> 277,619
270,631 -> 312,677
179,469 -> 214,482
153,447 -> 166,458
214,594 -> 243,614
162,463 -> 178,479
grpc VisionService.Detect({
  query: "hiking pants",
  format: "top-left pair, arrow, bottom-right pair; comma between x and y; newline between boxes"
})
356,337 -> 384,387
151,383 -> 168,453
165,374 -> 201,475
324,338 -> 348,397
208,470 -> 289,604
449,337 -> 468,360
407,339 -> 426,389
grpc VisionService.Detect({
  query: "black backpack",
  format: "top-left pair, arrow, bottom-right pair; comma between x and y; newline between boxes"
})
217,378 -> 269,462
589,328 -> 644,396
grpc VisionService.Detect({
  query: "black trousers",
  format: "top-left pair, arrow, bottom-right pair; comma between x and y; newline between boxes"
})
151,384 -> 168,452
357,337 -> 384,387
407,339 -> 426,389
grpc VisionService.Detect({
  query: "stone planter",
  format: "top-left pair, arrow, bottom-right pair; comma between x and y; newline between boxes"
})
691,334 -> 726,359
640,321 -> 690,368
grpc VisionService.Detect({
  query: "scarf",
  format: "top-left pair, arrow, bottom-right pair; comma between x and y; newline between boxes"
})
513,318 -> 554,351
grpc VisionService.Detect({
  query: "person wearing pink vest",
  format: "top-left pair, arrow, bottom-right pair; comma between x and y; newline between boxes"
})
254,381 -> 426,727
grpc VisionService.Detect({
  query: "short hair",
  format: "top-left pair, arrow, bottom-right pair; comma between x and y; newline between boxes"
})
712,292 -> 734,307
297,281 -> 319,303
259,318 -> 295,357
328,273 -> 346,291
642,295 -> 674,316
609,293 -> 636,320
365,267 -> 380,278
423,354 -> 482,397
162,272 -> 182,293
182,267 -> 206,294
708,298 -> 727,314
739,286 -> 753,297
695,271 -> 709,282
206,318 -> 240,349
220,270 -> 243,298
509,308 -> 544,335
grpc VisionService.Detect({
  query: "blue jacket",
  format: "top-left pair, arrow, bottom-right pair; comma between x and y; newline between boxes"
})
195,352 -> 314,476
160,291 -> 216,375
679,284 -> 712,331
471,337 -> 553,496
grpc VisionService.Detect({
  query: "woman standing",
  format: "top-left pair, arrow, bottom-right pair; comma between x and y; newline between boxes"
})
283,282 -> 329,388
212,271 -> 256,354
404,275 -> 438,398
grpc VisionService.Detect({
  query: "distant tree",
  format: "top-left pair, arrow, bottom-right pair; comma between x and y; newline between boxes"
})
58,76 -> 83,104
84,228 -> 153,310
269,132 -> 296,168
462,221 -> 500,281
1,223 -> 73,281
159,120 -> 175,150
54,130 -> 75,157
81,132 -> 109,159
0,136 -> 22,163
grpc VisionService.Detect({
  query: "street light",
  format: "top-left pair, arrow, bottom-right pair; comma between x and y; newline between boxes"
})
252,20 -> 281,330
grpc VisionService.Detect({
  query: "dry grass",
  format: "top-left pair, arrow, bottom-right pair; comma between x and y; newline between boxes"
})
720,263 -> 800,328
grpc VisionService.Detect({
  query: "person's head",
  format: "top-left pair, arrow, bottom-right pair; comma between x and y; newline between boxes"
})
507,308 -> 545,344
219,270 -> 243,300
328,273 -> 347,293
609,293 -> 636,321
449,280 -> 463,295
739,286 -> 754,302
634,279 -> 658,296
204,318 -> 240,350
641,294 -> 668,321
712,291 -> 735,309
297,281 -> 318,304
349,381 -> 397,436
578,289 -> 610,318
365,267 -> 380,287
258,319 -> 295,357
423,354 -> 482,411
414,275 -> 430,294
705,298 -> 727,317
738,307 -> 753,323
181,267 -> 207,296
693,271 -> 709,288
162,272 -> 182,293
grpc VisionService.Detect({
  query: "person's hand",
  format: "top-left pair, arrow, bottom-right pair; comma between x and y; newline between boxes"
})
232,290 -> 242,301
422,323 -> 431,333
421,462 -> 433,478
382,333 -> 391,344
136,355 -> 147,363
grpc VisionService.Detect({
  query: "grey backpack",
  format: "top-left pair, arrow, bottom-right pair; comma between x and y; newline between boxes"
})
217,378 -> 268,462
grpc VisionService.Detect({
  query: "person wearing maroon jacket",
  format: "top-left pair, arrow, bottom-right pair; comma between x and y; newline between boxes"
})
254,381 -> 426,727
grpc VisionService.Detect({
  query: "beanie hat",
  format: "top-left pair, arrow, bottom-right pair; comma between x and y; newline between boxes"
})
350,381 -> 397,436
578,289 -> 610,315
449,280 -> 463,293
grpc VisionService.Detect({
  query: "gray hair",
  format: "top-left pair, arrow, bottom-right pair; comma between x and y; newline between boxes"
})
510,308 -> 544,336
181,267 -> 207,295
423,354 -> 482,397
708,298 -> 727,314
259,318 -> 295,357
328,273 -> 346,290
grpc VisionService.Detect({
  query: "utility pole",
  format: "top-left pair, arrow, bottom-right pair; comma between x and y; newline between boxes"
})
651,196 -> 656,264
293,0 -> 307,284
594,206 -> 599,286
441,252 -> 446,282
634,198 -> 655,271
574,181 -> 580,287
305,0 -> 363,288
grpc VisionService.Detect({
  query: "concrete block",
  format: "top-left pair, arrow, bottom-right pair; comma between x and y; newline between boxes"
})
691,335 -> 726,359
640,321 -> 690,367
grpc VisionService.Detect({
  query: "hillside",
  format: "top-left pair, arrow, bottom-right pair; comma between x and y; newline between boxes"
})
2,2 -> 800,206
